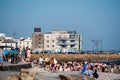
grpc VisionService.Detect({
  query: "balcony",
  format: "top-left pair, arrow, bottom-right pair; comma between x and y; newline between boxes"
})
57,42 -> 68,45
69,42 -> 76,45
56,41 -> 77,46
56,36 -> 69,40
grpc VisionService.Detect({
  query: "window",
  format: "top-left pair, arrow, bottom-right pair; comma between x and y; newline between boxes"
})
52,45 -> 54,47
47,45 -> 49,48
52,40 -> 54,42
39,42 -> 41,44
47,36 -> 49,38
62,45 -> 66,48
47,40 -> 49,43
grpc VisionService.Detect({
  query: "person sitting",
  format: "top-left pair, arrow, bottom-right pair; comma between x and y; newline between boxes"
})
92,70 -> 99,80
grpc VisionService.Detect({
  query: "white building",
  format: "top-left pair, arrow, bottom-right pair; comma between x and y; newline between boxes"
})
0,39 -> 17,49
44,31 -> 82,53
17,37 -> 32,50
0,33 -> 16,49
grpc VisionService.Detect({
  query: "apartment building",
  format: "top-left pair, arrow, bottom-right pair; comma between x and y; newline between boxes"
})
0,33 -> 17,49
17,37 -> 32,50
44,30 -> 82,53
32,28 -> 44,52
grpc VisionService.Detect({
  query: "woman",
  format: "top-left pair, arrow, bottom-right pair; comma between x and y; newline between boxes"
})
26,48 -> 31,62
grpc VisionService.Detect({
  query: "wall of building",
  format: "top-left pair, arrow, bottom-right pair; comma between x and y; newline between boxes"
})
44,31 -> 82,53
32,32 -> 44,52
17,37 -> 32,49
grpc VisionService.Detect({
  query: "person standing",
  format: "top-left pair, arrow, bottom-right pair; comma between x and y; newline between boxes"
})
21,48 -> 26,62
4,48 -> 9,62
25,47 -> 28,62
26,48 -> 31,62
10,47 -> 15,64
50,57 -> 55,71
0,46 -> 5,71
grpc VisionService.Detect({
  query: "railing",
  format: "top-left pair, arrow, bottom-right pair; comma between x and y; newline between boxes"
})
56,37 -> 78,40
56,41 -> 77,45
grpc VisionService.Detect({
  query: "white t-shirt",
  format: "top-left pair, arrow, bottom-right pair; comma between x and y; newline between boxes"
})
88,69 -> 93,76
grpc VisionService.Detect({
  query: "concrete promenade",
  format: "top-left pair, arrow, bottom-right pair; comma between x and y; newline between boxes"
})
0,70 -> 120,80
0,62 -> 120,80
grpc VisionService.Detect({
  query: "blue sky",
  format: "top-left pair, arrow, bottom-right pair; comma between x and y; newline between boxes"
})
0,0 -> 120,50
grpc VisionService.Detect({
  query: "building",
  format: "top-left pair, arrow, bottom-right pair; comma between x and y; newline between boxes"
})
0,33 -> 17,49
0,39 -> 17,49
17,37 -> 32,50
0,33 -> 32,50
44,30 -> 82,53
32,28 -> 44,52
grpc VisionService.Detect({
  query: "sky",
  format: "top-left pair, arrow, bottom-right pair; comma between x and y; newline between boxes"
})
0,0 -> 120,50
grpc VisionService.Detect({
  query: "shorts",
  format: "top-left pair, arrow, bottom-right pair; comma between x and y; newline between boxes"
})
46,62 -> 50,65
0,56 -> 3,64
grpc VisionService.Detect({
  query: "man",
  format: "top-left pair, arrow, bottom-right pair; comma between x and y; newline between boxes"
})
93,70 -> 99,80
4,48 -> 9,62
10,47 -> 15,64
0,46 -> 5,71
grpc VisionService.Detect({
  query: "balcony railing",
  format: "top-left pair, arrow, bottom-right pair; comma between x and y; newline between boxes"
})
56,37 -> 69,40
69,42 -> 76,45
56,37 -> 78,41
56,41 -> 77,45
57,42 -> 68,45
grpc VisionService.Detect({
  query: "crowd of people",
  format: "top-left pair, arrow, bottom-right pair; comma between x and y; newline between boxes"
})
32,56 -> 120,80
0,46 -> 31,71
1,46 -> 120,79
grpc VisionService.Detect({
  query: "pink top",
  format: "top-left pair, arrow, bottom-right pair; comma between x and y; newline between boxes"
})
27,50 -> 31,58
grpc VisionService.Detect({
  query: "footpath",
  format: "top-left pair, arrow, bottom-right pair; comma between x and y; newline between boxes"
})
0,70 -> 120,80
0,62 -> 120,80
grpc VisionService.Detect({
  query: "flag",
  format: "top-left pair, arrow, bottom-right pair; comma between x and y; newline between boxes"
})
80,61 -> 87,74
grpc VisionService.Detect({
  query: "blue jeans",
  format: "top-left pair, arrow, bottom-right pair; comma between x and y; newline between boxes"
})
0,56 -> 3,64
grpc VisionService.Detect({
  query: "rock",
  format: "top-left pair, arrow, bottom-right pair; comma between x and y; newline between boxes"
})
20,68 -> 37,80
6,74 -> 20,80
59,74 -> 72,80
0,77 -> 4,80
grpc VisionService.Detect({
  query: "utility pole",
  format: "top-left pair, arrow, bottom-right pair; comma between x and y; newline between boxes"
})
91,39 -> 95,52
13,31 -> 17,39
100,39 -> 103,51
13,31 -> 17,48
91,39 -> 103,52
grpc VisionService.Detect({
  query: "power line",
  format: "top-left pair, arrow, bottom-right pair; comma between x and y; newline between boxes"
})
91,39 -> 103,51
